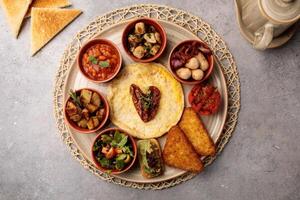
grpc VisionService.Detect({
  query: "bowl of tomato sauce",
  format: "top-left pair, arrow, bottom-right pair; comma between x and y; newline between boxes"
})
78,39 -> 122,83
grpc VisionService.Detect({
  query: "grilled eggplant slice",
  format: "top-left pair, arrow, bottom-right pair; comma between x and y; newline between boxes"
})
137,139 -> 164,178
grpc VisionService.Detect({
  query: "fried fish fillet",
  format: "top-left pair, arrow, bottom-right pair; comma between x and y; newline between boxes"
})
162,126 -> 203,173
179,107 -> 216,156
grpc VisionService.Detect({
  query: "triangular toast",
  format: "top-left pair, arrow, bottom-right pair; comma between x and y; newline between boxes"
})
25,0 -> 71,18
163,126 -> 204,173
179,107 -> 216,156
0,0 -> 32,38
31,8 -> 82,55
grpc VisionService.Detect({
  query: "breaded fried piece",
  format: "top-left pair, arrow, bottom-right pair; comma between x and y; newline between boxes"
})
163,126 -> 203,173
179,107 -> 216,156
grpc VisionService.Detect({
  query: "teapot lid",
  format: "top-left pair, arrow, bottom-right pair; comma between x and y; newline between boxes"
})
260,0 -> 300,23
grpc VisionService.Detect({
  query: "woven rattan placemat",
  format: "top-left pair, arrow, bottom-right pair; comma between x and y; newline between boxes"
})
53,4 -> 240,190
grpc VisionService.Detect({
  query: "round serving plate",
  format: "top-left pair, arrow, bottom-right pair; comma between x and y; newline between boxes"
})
54,4 -> 241,190
63,19 -> 228,183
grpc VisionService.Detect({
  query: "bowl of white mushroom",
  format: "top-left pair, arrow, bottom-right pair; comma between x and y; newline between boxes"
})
169,40 -> 214,84
122,17 -> 167,63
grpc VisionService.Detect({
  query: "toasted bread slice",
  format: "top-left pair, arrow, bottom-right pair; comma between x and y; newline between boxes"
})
0,0 -> 32,38
25,0 -> 71,18
179,107 -> 216,156
163,126 -> 203,173
31,8 -> 82,55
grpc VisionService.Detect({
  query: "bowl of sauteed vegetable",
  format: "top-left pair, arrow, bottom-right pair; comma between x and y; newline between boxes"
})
64,88 -> 109,133
122,18 -> 167,62
169,40 -> 214,84
77,39 -> 122,83
91,128 -> 137,174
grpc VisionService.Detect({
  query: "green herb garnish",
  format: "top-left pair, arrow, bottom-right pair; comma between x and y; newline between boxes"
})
140,91 -> 153,110
98,157 -> 110,168
92,145 -> 99,152
69,89 -> 82,107
111,131 -> 128,147
99,60 -> 110,68
118,135 -> 128,147
111,131 -> 122,147
88,55 -> 110,68
88,55 -> 98,64
143,166 -> 153,174
116,154 -> 127,161
142,101 -> 151,109
101,135 -> 112,143
116,159 -> 125,170
122,146 -> 133,157
144,46 -> 151,52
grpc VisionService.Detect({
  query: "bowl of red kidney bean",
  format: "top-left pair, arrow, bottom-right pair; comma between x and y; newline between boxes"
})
77,38 -> 122,83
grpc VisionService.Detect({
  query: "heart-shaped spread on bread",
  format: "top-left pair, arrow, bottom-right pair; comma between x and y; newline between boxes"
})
130,84 -> 161,122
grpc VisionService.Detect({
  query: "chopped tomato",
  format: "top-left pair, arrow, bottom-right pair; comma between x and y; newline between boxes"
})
105,147 -> 116,159
188,84 -> 221,115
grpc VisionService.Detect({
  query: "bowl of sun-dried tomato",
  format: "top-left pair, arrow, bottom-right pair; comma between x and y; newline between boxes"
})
78,39 -> 122,83
188,83 -> 221,115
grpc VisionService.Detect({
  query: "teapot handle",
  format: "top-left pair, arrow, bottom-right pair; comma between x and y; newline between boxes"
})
253,23 -> 274,50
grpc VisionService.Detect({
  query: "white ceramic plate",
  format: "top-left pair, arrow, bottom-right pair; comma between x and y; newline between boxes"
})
63,20 -> 228,183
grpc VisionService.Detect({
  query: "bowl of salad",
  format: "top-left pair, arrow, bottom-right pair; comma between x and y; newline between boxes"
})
91,128 -> 137,174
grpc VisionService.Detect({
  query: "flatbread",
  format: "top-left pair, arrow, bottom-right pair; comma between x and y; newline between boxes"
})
25,0 -> 71,18
0,0 -> 32,38
31,8 -> 82,56
107,63 -> 184,139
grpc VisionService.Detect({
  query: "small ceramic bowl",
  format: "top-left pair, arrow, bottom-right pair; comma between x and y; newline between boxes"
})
91,128 -> 137,175
122,17 -> 167,63
64,88 -> 109,134
168,40 -> 214,85
77,39 -> 122,83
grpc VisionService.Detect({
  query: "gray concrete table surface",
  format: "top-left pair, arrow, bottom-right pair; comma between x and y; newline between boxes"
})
0,1 -> 299,200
